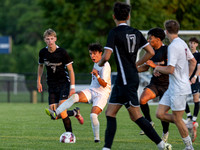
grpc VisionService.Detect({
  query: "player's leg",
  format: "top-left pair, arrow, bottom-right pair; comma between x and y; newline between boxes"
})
55,90 -> 88,115
90,106 -> 102,143
191,92 -> 199,142
128,105 -> 170,150
103,104 -> 122,149
140,88 -> 156,122
140,87 -> 156,135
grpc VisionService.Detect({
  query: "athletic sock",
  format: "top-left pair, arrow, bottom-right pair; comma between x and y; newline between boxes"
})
140,103 -> 152,122
161,121 -> 169,134
182,135 -> 192,147
56,94 -> 79,115
67,110 -> 75,117
135,117 -> 161,144
185,103 -> 192,119
90,113 -> 100,140
104,116 -> 117,149
193,102 -> 199,121
62,116 -> 72,132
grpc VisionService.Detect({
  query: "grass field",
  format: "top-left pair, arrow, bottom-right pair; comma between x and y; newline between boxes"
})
0,103 -> 199,150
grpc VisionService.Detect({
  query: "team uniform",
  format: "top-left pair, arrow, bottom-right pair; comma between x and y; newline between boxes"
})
146,45 -> 169,98
190,52 -> 200,94
38,46 -> 73,104
82,62 -> 111,110
159,37 -> 194,111
104,23 -> 149,108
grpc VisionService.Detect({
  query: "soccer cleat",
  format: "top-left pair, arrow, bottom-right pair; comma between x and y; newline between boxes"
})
164,143 -> 172,150
74,107 -> 84,124
192,122 -> 198,142
45,108 -> 57,119
162,132 -> 169,143
140,121 -> 155,135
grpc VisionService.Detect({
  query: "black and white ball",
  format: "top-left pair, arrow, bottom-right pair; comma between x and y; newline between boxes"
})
60,132 -> 76,143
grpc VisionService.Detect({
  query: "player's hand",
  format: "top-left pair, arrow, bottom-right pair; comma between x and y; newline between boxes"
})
190,77 -> 196,84
37,82 -> 43,93
91,69 -> 98,77
69,89 -> 75,97
153,69 -> 161,77
146,60 -> 156,68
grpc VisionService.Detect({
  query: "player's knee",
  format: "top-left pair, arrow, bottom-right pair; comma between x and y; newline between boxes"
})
140,97 -> 148,105
156,111 -> 163,120
61,111 -> 68,119
90,113 -> 99,126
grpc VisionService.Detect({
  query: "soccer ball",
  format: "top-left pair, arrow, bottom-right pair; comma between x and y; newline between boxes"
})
59,132 -> 76,143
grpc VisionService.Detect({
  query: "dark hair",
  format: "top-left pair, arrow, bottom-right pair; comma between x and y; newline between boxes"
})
88,43 -> 103,52
113,2 -> 131,21
164,20 -> 180,34
189,37 -> 199,44
148,28 -> 165,41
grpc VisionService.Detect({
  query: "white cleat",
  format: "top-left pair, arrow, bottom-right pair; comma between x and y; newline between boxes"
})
162,132 -> 169,143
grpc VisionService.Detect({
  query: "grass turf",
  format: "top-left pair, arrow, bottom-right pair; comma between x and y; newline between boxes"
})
0,103 -> 199,150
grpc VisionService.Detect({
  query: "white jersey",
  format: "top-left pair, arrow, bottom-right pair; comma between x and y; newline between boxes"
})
90,62 -> 111,96
167,37 -> 194,95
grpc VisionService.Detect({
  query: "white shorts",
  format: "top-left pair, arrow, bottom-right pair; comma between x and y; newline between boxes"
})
159,90 -> 187,111
81,89 -> 109,110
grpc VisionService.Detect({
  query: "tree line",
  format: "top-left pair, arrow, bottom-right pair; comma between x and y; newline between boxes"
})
0,0 -> 199,74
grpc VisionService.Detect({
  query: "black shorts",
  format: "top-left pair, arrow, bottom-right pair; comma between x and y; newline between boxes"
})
109,82 -> 139,108
191,82 -> 200,94
48,82 -> 70,105
146,83 -> 168,99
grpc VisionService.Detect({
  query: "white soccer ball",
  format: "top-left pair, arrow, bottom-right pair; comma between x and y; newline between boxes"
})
59,132 -> 76,143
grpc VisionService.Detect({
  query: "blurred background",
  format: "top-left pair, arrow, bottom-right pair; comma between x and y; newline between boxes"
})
0,0 -> 200,103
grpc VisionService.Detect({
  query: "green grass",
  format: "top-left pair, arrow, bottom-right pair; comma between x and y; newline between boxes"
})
0,103 -> 199,150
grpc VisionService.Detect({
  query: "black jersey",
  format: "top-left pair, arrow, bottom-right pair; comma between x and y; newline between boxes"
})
150,45 -> 169,86
38,46 -> 72,85
190,51 -> 200,83
105,24 -> 148,85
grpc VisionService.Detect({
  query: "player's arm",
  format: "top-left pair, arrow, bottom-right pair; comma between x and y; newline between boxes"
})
137,64 -> 150,72
37,64 -> 44,93
98,49 -> 112,67
188,57 -> 197,78
153,65 -> 174,77
136,44 -> 155,67
191,63 -> 200,84
91,69 -> 107,87
66,63 -> 76,97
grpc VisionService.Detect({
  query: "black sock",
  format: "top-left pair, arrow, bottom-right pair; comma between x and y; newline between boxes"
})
104,116 -> 117,149
161,121 -> 169,134
135,117 -> 161,144
185,102 -> 190,114
62,116 -> 72,132
67,110 -> 75,117
140,103 -> 152,122
193,102 -> 200,118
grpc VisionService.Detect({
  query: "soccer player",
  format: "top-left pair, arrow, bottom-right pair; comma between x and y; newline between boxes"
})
37,29 -> 83,135
98,2 -> 171,150
46,43 -> 111,143
184,37 -> 200,142
137,27 -> 170,142
154,20 -> 196,150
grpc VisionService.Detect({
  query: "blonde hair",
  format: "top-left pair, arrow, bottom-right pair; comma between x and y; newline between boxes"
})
43,28 -> 56,38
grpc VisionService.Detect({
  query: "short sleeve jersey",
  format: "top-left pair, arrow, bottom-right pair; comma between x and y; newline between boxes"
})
150,45 -> 169,86
38,46 -> 73,84
190,52 -> 200,83
90,62 -> 111,96
105,23 -> 148,85
167,37 -> 194,95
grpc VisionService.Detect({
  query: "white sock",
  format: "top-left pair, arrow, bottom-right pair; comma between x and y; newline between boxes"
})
192,116 -> 197,122
157,140 -> 165,150
90,113 -> 100,140
187,113 -> 192,117
56,94 -> 79,115
182,135 -> 192,147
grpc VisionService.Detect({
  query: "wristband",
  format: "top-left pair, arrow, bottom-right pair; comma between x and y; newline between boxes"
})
97,75 -> 100,79
70,85 -> 75,89
194,75 -> 197,79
